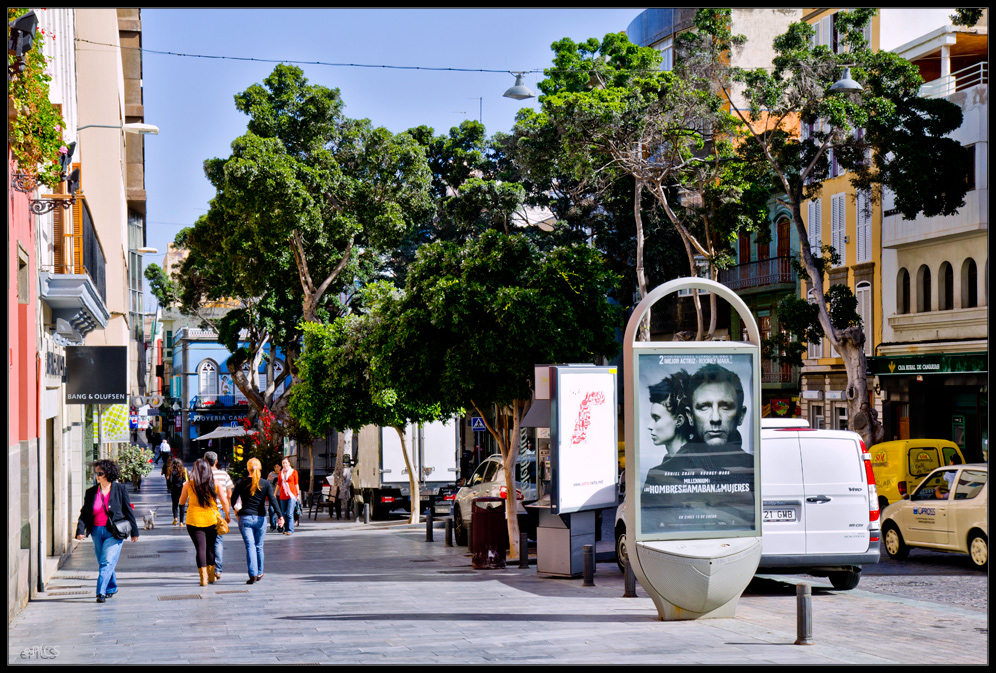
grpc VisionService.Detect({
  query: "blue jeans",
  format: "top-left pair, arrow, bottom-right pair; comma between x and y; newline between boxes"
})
237,515 -> 266,578
213,507 -> 225,572
279,497 -> 296,533
91,526 -> 124,597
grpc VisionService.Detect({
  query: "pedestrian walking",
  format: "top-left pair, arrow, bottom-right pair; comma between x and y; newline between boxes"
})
165,458 -> 189,526
179,458 -> 231,586
204,450 -> 234,580
266,463 -> 282,531
232,458 -> 284,584
277,457 -> 300,535
74,459 -> 140,603
155,434 -> 172,466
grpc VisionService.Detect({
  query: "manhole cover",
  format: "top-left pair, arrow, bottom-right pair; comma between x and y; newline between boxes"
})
157,594 -> 203,601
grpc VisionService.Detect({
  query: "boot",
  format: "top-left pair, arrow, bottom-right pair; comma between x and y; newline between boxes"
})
207,565 -> 217,584
198,567 -> 208,586
173,518 -> 179,526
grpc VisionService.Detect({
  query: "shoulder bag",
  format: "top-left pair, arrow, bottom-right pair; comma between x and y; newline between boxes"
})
101,488 -> 132,540
213,490 -> 230,535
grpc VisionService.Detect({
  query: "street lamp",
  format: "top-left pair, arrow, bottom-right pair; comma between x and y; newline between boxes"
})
78,122 -> 160,135
503,72 -> 535,100
829,67 -> 863,94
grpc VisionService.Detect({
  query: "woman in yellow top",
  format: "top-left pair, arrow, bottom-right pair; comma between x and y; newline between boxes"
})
179,458 -> 231,585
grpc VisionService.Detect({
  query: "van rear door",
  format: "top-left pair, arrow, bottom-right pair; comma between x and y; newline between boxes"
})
760,432 -> 806,555
800,435 -> 870,554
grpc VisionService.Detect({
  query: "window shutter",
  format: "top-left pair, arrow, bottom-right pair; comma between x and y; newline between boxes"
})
857,283 -> 873,355
821,17 -> 833,51
831,193 -> 845,266
856,190 -> 871,263
808,199 -> 822,252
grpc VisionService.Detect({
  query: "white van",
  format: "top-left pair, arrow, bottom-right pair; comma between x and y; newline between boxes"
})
615,420 -> 881,590
758,420 -> 880,589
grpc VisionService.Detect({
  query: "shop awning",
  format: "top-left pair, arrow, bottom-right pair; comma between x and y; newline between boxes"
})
520,399 -> 550,428
195,426 -> 256,442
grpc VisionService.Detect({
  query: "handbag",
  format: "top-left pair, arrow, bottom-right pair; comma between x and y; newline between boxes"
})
100,488 -> 132,540
214,508 -> 230,535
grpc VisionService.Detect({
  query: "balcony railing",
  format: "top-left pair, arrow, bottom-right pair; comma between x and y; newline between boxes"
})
53,196 -> 106,303
190,394 -> 250,409
919,62 -> 988,99
719,256 -> 796,292
762,360 -> 797,384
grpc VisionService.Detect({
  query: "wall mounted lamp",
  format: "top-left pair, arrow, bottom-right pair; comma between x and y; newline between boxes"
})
7,10 -> 38,79
78,122 -> 160,135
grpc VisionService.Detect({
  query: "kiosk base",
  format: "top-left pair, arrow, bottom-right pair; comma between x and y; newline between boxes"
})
634,537 -> 761,621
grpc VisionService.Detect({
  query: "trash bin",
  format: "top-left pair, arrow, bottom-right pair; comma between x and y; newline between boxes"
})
471,497 -> 506,569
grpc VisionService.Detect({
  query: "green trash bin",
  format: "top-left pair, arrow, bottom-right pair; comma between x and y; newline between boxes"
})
471,496 -> 506,569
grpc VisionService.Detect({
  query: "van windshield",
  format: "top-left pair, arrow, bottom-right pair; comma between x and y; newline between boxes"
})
908,447 -> 940,476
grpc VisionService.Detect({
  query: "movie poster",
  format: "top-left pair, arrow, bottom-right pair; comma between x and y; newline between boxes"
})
636,349 -> 757,537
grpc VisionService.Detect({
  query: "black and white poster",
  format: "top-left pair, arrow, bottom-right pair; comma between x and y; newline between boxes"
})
65,346 -> 128,404
635,348 -> 758,537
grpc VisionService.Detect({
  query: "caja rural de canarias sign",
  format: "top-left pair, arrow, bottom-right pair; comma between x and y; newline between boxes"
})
868,352 -> 987,376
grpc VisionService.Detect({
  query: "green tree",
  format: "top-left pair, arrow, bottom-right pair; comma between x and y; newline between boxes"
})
374,231 -> 622,556
730,9 -> 970,446
291,282 -> 457,525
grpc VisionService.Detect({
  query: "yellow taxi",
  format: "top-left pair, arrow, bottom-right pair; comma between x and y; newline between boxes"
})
869,439 -> 965,510
880,463 -> 987,569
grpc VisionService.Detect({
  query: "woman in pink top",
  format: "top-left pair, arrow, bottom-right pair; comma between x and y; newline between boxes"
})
75,459 -> 140,602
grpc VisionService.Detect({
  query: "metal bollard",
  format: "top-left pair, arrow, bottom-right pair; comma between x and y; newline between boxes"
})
582,544 -> 595,586
519,531 -> 529,569
623,557 -> 637,598
795,583 -> 814,645
363,502 -> 370,524
445,518 -> 453,547
425,507 -> 434,542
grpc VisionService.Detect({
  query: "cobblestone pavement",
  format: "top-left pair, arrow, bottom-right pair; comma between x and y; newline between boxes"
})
8,474 -> 988,665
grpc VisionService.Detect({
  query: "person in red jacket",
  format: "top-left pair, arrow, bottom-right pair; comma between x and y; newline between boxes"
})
277,457 -> 300,535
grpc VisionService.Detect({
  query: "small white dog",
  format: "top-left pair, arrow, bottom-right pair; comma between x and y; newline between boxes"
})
143,508 -> 157,530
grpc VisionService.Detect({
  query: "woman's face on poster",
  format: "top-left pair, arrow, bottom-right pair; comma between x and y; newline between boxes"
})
648,402 -> 678,446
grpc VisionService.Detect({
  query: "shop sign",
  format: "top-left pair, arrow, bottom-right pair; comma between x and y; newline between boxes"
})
65,346 -> 127,404
189,412 -> 247,423
869,352 -> 987,376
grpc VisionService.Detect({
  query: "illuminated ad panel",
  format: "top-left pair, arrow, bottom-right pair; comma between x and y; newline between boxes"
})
551,366 -> 618,514
633,343 -> 760,541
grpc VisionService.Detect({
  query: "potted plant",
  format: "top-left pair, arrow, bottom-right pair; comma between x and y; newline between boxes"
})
117,443 -> 155,492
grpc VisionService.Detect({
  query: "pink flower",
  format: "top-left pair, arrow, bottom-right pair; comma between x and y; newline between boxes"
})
59,145 -> 68,154
54,125 -> 61,132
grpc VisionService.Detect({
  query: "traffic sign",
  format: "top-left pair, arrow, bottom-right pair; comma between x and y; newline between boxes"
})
471,417 -> 486,431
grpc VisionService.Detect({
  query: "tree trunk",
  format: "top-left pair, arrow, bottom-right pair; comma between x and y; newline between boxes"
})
634,180 -> 651,342
393,426 -> 420,525
472,401 -> 522,561
333,428 -> 349,516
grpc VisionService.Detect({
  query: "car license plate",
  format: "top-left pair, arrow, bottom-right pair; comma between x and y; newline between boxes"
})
763,508 -> 797,522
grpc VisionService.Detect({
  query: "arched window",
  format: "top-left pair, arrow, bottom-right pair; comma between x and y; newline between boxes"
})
962,258 -> 978,308
939,262 -> 954,310
198,360 -> 218,397
898,268 -> 910,315
917,265 -> 932,313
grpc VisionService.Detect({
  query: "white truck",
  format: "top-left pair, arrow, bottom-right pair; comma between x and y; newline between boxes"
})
354,418 -> 461,520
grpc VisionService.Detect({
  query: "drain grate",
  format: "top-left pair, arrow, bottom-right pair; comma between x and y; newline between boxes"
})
214,590 -> 250,594
127,554 -> 161,559
47,590 -> 91,596
54,575 -> 92,580
410,559 -> 435,563
158,549 -> 186,553
158,594 -> 203,601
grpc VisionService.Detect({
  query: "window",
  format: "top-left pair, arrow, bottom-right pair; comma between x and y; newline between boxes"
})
856,282 -> 872,356
912,469 -> 958,501
653,36 -> 674,72
953,470 -> 987,500
776,218 -> 791,258
17,246 -> 30,304
917,265 -> 932,312
898,268 -> 911,314
810,404 -> 825,430
965,144 -> 976,191
198,360 -> 218,397
830,193 -> 846,266
939,262 -> 954,311
836,406 -> 848,431
962,258 -> 978,308
807,199 -> 822,253
855,190 -> 871,263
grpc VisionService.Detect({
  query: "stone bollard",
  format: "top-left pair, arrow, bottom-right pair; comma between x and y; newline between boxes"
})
623,557 -> 637,598
582,544 -> 595,587
519,531 -> 529,569
425,507 -> 434,542
795,583 -> 814,645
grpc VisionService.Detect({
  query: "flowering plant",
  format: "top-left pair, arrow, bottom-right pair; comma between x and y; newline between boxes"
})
8,8 -> 68,189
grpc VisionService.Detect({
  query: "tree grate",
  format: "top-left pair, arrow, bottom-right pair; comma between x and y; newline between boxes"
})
157,594 -> 203,601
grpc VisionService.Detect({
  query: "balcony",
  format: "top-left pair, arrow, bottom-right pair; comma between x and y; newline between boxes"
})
762,360 -> 798,385
918,62 -> 987,99
190,394 -> 251,409
719,256 -> 797,293
39,195 -> 109,344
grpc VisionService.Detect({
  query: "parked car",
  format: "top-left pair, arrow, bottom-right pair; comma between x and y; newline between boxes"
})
452,455 -> 530,545
880,463 -> 987,569
869,439 -> 965,511
615,420 -> 880,590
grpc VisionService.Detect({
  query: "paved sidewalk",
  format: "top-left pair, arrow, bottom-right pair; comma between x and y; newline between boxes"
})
8,473 -> 988,664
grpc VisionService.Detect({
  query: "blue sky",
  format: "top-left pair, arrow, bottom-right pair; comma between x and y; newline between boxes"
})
140,7 -> 642,290
139,7 -> 956,304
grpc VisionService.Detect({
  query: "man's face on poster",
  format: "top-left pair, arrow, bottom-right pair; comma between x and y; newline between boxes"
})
691,381 -> 746,446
